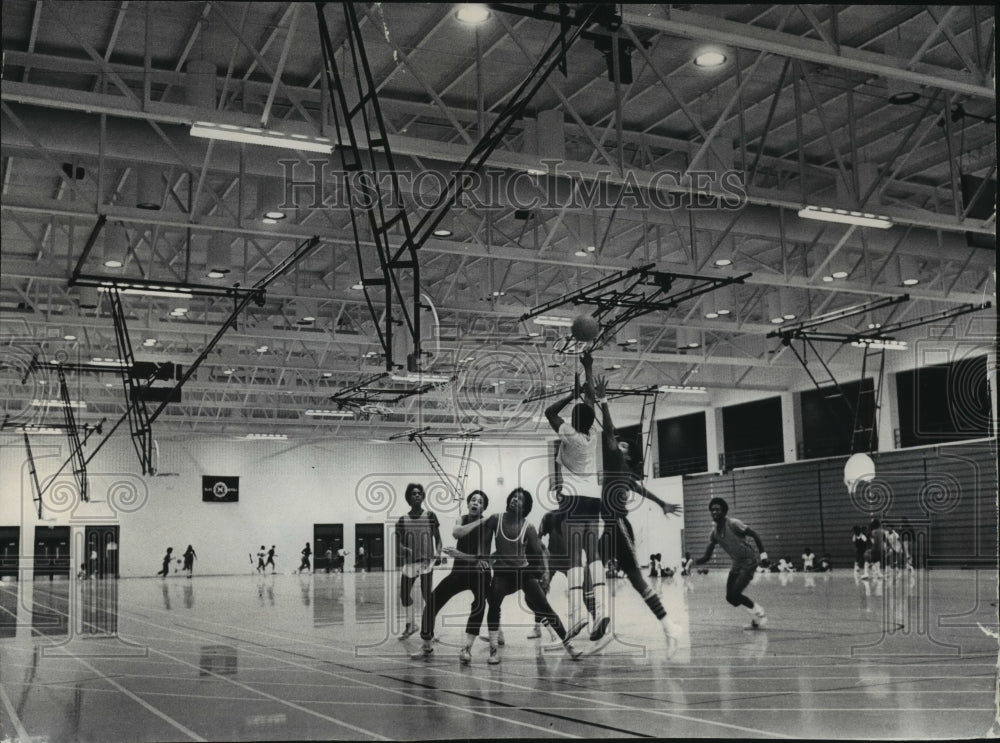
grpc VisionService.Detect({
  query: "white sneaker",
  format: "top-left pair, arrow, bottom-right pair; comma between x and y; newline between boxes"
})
458,647 -> 472,664
564,642 -> 583,661
487,646 -> 500,665
409,643 -> 433,660
750,606 -> 767,629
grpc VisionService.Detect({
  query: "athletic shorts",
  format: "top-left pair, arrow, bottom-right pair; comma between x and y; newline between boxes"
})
401,560 -> 434,578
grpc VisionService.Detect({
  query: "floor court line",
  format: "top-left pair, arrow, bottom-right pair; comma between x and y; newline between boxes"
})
115,599 -> 794,739
137,608 -> 802,740
70,598 -> 589,740
12,594 -> 392,743
0,683 -> 31,742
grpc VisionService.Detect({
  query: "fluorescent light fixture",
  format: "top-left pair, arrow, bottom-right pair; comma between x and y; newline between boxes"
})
305,409 -> 354,418
98,286 -> 194,300
532,315 -> 574,328
851,339 -> 908,351
574,249 -> 588,257
63,334 -> 76,341
657,385 -> 708,394
351,281 -> 365,291
103,259 -> 124,268
713,257 -> 733,267
797,205 -> 893,229
704,311 -> 719,319
390,373 -> 451,384
206,270 -> 226,279
456,4 -> 490,24
15,427 -> 65,435
694,51 -> 727,67
433,229 -> 452,237
256,345 -> 269,353
244,433 -> 288,440
31,399 -> 87,408
263,211 -> 286,221
190,121 -> 333,153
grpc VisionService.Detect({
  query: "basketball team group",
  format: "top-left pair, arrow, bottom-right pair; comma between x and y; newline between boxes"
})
394,351 -> 769,664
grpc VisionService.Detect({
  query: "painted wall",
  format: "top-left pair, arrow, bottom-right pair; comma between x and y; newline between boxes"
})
0,433 -> 584,578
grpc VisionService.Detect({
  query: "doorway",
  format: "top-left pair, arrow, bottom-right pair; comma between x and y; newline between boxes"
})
33,526 -> 70,580
313,524 -> 344,573
84,525 -> 120,579
354,524 -> 384,572
0,526 -> 19,580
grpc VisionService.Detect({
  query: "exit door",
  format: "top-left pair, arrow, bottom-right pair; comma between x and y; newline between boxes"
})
0,527 -> 19,580
313,524 -> 344,573
84,525 -> 120,579
354,524 -> 384,572
33,526 -> 70,579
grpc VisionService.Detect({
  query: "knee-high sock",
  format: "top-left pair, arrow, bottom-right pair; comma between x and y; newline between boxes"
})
567,566 -> 585,626
587,560 -> 606,620
640,585 -> 667,620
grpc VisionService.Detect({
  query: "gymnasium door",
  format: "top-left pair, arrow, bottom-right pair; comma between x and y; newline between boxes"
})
354,524 -> 384,572
33,526 -> 70,579
313,524 -> 344,572
84,525 -> 120,578
0,526 -> 19,580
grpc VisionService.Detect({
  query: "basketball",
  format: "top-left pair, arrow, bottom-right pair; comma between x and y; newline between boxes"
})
571,314 -> 600,342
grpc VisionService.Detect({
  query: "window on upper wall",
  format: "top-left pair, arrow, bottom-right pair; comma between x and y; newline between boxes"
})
896,355 -> 991,447
800,378 -> 878,459
721,396 -> 784,469
657,413 -> 707,477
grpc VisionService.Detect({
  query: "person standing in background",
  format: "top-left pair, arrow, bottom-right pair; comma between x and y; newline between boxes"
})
182,545 -> 197,578
157,547 -> 174,578
265,545 -> 277,574
256,546 -> 266,574
298,542 -> 312,573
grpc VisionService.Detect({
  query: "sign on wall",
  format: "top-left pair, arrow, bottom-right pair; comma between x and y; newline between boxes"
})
202,476 -> 239,502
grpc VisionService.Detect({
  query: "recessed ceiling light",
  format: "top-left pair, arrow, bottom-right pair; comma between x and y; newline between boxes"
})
694,51 -> 727,68
586,245 -> 596,252
262,217 -> 278,225
831,270 -> 849,279
63,334 -> 76,341
433,228 -> 452,237
104,259 -> 124,268
901,277 -> 920,286
704,311 -> 719,319
574,250 -> 588,257
456,4 -> 489,24
206,269 -> 227,278
351,281 -> 364,290
264,211 -> 286,220
713,257 -> 733,267
717,309 -> 731,316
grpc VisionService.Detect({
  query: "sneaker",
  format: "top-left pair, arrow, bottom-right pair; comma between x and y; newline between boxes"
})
527,626 -> 542,639
487,646 -> 500,665
458,647 -> 472,665
589,616 -> 611,642
398,624 -> 417,640
409,644 -> 433,660
750,607 -> 767,629
566,618 -> 588,640
497,630 -> 505,647
564,642 -> 583,661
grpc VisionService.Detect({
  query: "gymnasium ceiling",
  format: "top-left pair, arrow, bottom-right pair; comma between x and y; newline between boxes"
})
0,2 -> 995,444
